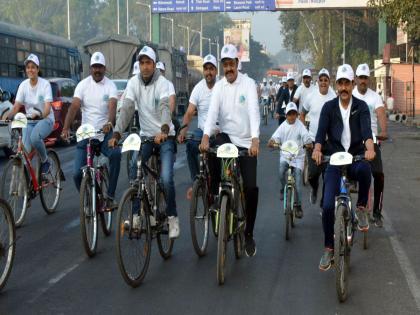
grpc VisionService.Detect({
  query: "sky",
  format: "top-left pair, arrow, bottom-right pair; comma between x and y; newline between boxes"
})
228,11 -> 283,55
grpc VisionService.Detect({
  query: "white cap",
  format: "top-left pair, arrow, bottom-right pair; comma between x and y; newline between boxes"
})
132,61 -> 140,75
269,79 -> 273,83
282,76 -> 287,83
263,78 -> 267,83
286,72 -> 294,81
138,46 -> 156,63
90,52 -> 106,66
302,69 -> 311,77
336,64 -> 354,82
356,63 -> 370,77
203,54 -> 217,68
156,61 -> 165,71
318,68 -> 330,78
285,102 -> 298,114
24,53 -> 40,67
220,44 -> 238,60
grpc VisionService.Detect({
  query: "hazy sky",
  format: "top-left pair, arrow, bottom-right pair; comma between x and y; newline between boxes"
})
228,11 -> 283,55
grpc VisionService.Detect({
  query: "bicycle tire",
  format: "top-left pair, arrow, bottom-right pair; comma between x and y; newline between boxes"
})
190,178 -> 209,257
285,187 -> 292,241
233,193 -> 245,259
39,150 -> 62,214
156,189 -> 174,260
334,204 -> 350,303
79,175 -> 98,257
303,154 -> 309,186
0,158 -> 29,227
0,199 -> 16,291
99,167 -> 112,236
116,188 -> 151,287
363,230 -> 368,250
217,194 -> 228,285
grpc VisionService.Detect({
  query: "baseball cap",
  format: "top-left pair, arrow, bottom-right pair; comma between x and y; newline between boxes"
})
90,52 -> 106,66
156,61 -> 165,71
285,102 -> 298,114
132,61 -> 140,75
138,46 -> 156,63
336,64 -> 354,82
286,72 -> 294,81
263,78 -> 267,83
221,44 -> 238,60
302,69 -> 311,78
24,54 -> 40,67
282,76 -> 287,83
356,63 -> 370,77
318,68 -> 330,79
203,54 -> 217,68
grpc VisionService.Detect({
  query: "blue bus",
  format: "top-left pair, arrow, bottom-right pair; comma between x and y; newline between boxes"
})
0,21 -> 82,96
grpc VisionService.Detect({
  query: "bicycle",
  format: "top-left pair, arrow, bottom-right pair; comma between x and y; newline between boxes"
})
0,198 -> 16,291
269,96 -> 275,118
116,134 -> 175,287
0,113 -> 63,227
212,143 -> 247,285
261,97 -> 269,126
75,124 -> 114,257
324,152 -> 366,302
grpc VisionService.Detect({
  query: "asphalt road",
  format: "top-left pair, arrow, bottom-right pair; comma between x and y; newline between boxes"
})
0,118 -> 419,315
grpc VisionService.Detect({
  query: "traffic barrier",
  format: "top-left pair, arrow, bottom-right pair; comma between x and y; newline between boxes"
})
389,114 -> 401,122
400,114 -> 407,124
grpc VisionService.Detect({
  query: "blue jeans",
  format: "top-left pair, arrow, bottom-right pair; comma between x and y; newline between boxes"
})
22,119 -> 53,162
279,161 -> 303,205
73,132 -> 121,199
322,161 -> 371,248
186,128 -> 203,182
131,139 -> 177,217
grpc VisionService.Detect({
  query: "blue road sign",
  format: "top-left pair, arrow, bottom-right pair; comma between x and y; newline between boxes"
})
151,0 -> 275,13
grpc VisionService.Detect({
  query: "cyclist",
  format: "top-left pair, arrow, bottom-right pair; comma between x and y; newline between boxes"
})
353,63 -> 387,227
8,53 -> 53,175
200,44 -> 260,257
300,68 -> 336,204
178,54 -> 218,200
62,52 -> 121,209
276,73 -> 297,125
293,69 -> 313,110
269,79 -> 277,111
312,64 -> 375,271
268,102 -> 312,218
109,46 -> 180,239
156,61 -> 176,114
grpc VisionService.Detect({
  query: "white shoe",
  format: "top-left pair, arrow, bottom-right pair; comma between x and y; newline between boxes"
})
168,216 -> 180,239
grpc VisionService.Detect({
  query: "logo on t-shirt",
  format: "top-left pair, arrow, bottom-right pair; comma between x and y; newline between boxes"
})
38,95 -> 44,103
103,94 -> 109,102
239,95 -> 246,104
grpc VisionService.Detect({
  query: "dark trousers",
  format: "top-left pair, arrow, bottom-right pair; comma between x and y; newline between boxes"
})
209,133 -> 259,236
370,144 -> 384,216
278,115 -> 286,125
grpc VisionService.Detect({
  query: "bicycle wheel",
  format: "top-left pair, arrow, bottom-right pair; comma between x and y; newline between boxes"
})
39,150 -> 62,214
0,158 -> 29,227
303,154 -> 309,186
334,204 -> 350,303
99,167 -> 112,236
0,199 -> 16,291
116,188 -> 151,287
217,194 -> 228,285
79,175 -> 98,257
285,187 -> 292,241
233,189 -> 245,259
156,189 -> 174,260
190,178 -> 210,257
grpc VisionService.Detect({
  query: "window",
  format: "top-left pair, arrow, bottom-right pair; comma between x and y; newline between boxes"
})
0,35 -> 15,48
61,81 -> 75,97
16,38 -> 30,50
50,82 -> 58,98
0,64 -> 8,76
46,45 -> 57,56
32,41 -> 44,53
17,50 -> 26,63
8,64 -> 17,77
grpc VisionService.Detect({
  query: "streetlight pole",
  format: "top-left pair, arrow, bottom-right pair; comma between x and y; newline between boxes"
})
216,37 -> 220,76
67,0 -> 70,40
136,2 -> 151,42
342,10 -> 346,64
117,0 -> 120,34
178,24 -> 190,55
162,16 -> 174,47
202,37 -> 211,55
126,0 -> 129,36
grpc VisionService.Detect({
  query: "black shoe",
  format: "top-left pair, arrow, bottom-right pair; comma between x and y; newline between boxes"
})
310,187 -> 317,205
245,235 -> 256,257
374,213 -> 384,228
295,204 -> 303,219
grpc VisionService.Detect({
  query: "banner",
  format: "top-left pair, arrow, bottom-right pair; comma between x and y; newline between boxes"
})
223,20 -> 251,62
275,0 -> 368,9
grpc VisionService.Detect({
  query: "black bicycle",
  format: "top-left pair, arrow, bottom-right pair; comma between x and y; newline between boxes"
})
0,199 -> 15,291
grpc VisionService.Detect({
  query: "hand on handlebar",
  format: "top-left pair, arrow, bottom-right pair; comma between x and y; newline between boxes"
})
267,139 -> 277,148
154,132 -> 168,145
108,132 -> 121,148
199,135 -> 210,152
177,128 -> 187,144
364,149 -> 376,161
102,122 -> 113,134
61,128 -> 70,141
312,150 -> 323,166
249,138 -> 259,157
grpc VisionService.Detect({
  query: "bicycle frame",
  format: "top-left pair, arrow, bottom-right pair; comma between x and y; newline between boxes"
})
283,166 -> 296,210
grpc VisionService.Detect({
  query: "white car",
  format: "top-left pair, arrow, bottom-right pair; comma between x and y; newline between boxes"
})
0,88 -> 14,156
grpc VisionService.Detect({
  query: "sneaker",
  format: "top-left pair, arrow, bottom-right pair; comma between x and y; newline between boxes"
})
319,248 -> 334,271
245,235 -> 257,257
41,160 -> 50,175
374,213 -> 384,228
124,213 -> 140,231
356,206 -> 369,231
310,187 -> 317,205
168,216 -> 180,239
105,198 -> 118,212
295,204 -> 303,219
280,189 -> 284,201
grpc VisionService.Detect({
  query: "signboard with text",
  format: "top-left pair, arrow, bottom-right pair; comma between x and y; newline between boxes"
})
275,0 -> 368,10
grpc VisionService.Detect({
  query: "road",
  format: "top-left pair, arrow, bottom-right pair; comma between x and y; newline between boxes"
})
0,118 -> 419,315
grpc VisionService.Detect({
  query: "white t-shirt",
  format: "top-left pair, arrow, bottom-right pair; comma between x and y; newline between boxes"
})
271,119 -> 311,170
339,98 -> 352,152
189,78 -> 216,130
15,77 -> 54,121
352,87 -> 384,135
125,74 -> 174,137
303,89 -> 337,141
204,72 -> 260,149
294,84 -> 313,111
167,80 -> 176,97
260,84 -> 270,98
74,76 -> 118,140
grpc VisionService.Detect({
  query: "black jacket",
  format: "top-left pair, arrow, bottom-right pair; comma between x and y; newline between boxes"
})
276,85 -> 298,116
315,96 -> 372,156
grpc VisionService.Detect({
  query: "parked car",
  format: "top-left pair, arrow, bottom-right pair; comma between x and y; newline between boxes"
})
0,88 -> 14,156
47,78 -> 81,145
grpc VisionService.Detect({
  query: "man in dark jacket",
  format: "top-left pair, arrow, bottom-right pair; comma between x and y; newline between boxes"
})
275,73 -> 297,125
312,64 -> 376,271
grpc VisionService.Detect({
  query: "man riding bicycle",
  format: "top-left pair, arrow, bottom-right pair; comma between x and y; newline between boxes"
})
312,64 -> 375,271
293,69 -> 313,110
200,44 -> 260,257
109,46 -> 180,239
62,52 -> 121,209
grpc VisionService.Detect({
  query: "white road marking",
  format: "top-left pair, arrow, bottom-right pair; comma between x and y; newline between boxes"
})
63,218 -> 80,231
383,211 -> 420,311
174,154 -> 186,170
